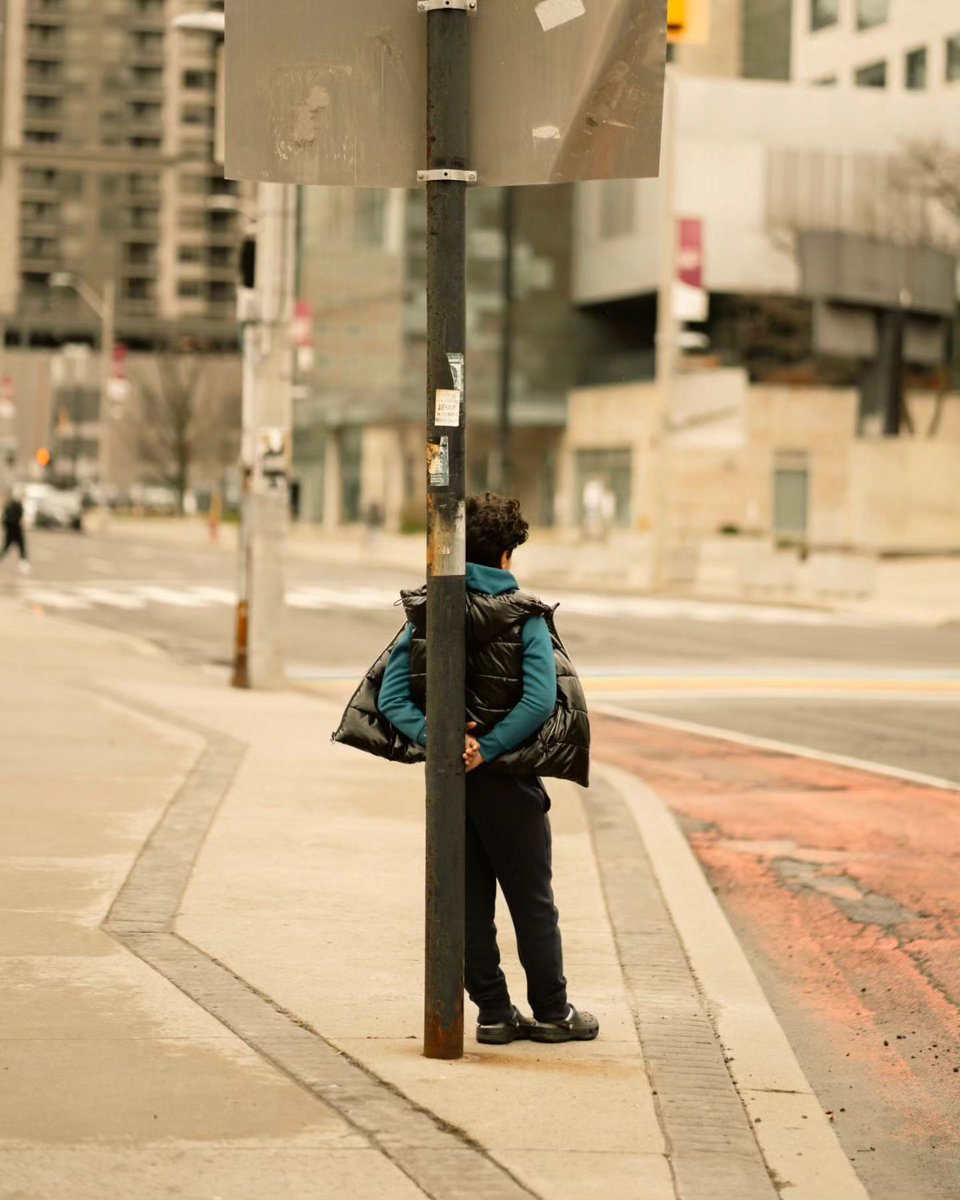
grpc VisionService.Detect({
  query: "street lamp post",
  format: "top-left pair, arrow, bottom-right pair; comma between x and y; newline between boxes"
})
50,271 -> 117,493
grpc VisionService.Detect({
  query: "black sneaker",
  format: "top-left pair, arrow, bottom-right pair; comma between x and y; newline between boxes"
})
476,1006 -> 536,1046
530,1006 -> 599,1043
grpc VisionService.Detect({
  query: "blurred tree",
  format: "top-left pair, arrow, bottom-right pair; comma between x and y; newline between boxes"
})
892,140 -> 960,250
892,141 -> 960,435
125,346 -> 238,514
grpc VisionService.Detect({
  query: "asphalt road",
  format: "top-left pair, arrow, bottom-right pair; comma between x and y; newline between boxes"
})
4,524 -> 960,1198
5,526 -> 958,780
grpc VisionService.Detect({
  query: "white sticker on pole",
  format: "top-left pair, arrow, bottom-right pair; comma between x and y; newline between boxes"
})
535,0 -> 586,33
427,436 -> 450,488
434,388 -> 461,427
446,352 -> 464,394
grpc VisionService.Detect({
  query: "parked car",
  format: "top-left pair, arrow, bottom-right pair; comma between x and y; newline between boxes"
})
127,483 -> 179,516
21,483 -> 83,531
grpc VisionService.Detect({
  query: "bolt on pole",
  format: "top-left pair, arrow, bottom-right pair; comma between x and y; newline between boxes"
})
423,0 -> 469,1061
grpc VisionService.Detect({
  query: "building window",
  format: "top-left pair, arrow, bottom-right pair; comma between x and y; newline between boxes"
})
131,65 -> 163,88
125,242 -> 155,265
26,59 -> 61,82
599,179 -> 636,239
854,59 -> 887,87
575,450 -> 632,530
810,0 -> 838,32
123,278 -> 155,301
905,47 -> 927,90
177,280 -> 202,298
947,34 -> 960,83
182,69 -> 216,90
813,74 -> 838,86
24,94 -> 61,117
178,245 -> 203,263
856,0 -> 888,31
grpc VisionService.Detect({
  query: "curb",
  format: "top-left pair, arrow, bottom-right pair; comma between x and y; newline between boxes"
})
597,761 -> 871,1200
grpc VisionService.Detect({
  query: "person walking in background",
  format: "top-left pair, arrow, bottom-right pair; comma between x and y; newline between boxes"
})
334,492 -> 596,1046
1,490 -> 29,574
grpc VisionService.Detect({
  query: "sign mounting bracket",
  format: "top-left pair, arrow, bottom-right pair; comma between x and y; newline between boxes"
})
417,0 -> 476,11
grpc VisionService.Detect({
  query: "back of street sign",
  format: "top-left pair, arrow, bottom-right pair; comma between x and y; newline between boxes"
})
225,0 -> 666,188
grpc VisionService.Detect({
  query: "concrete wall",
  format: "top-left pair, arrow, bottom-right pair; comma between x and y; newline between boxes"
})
847,441 -> 960,551
560,373 -> 960,552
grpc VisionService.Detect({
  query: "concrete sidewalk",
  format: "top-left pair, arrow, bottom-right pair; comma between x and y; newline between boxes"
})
0,603 -> 869,1200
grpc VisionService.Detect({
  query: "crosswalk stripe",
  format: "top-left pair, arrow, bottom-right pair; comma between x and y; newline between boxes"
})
137,585 -> 213,608
189,586 -> 236,604
77,587 -> 147,609
18,580 -> 895,628
25,588 -> 91,610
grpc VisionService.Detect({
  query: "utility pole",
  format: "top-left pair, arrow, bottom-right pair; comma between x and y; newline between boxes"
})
422,0 -> 471,1061
98,279 -> 116,490
49,272 -> 116,493
493,186 -> 515,494
242,181 -> 297,689
650,65 -> 678,592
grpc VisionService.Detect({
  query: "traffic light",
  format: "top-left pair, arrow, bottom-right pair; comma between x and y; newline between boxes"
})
35,447 -> 52,468
668,0 -> 710,44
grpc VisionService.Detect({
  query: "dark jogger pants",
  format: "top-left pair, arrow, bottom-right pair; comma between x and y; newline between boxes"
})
464,769 -> 568,1024
1,528 -> 26,560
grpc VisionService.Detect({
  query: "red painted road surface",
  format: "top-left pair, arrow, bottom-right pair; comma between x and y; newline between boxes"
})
596,714 -> 960,1196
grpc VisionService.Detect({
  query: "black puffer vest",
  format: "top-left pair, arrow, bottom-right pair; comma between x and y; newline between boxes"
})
332,586 -> 590,786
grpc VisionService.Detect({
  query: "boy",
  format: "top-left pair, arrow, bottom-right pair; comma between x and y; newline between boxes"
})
336,493 -> 596,1045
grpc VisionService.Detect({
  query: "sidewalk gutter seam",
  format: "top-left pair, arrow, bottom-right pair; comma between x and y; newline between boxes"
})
96,687 -> 539,1200
595,760 -> 871,1200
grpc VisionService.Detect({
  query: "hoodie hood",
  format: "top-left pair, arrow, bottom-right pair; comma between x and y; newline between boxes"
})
465,562 -> 518,596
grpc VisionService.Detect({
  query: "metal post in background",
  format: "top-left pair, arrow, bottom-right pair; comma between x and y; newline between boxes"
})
244,181 -> 297,689
493,186 -> 515,494
651,64 -> 678,592
422,0 -> 470,1062
97,279 -> 116,492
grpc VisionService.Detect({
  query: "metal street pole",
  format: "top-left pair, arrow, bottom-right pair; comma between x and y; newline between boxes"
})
98,279 -> 116,491
650,64 -> 678,592
49,271 -> 115,495
244,180 -> 297,689
422,0 -> 470,1061
493,186 -> 515,494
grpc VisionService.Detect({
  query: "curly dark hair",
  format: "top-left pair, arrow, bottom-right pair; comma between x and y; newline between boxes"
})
465,493 -> 529,568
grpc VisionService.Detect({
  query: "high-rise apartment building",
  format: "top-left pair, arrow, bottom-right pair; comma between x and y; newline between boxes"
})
793,0 -> 960,91
0,0 -> 251,350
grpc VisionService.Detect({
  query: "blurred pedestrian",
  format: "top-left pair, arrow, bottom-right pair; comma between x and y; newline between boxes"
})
363,500 -> 384,549
334,492 -> 598,1046
1,490 -> 30,574
581,476 -> 615,542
